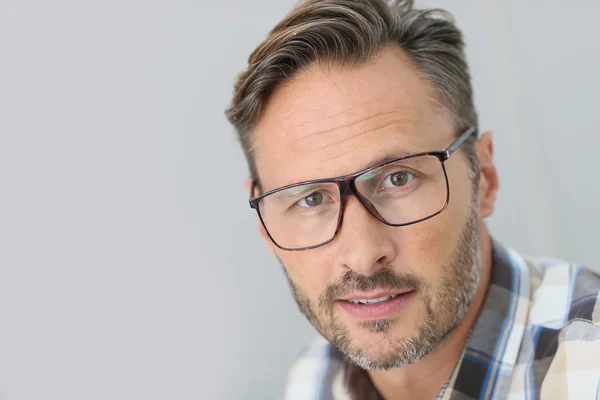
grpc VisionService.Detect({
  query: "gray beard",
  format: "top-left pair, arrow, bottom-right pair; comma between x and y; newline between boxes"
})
280,202 -> 482,371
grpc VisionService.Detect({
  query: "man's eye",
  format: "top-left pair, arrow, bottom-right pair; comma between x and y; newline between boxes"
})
298,191 -> 327,207
382,171 -> 415,188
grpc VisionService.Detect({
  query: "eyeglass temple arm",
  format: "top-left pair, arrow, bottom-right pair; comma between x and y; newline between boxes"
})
445,127 -> 476,159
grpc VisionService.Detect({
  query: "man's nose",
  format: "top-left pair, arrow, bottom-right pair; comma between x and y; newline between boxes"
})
334,196 -> 396,276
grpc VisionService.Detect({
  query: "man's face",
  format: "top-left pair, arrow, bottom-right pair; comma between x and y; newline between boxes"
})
252,46 -> 483,370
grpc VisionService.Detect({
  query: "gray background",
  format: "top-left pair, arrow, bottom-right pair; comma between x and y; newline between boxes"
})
1,0 -> 599,399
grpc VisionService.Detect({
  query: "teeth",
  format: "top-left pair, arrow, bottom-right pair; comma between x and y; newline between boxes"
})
348,294 -> 399,304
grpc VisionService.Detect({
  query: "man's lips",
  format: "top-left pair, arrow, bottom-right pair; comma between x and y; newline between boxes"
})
336,290 -> 417,320
340,289 -> 412,302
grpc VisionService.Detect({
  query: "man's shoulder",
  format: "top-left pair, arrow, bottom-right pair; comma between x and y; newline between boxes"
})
283,337 -> 347,400
525,256 -> 600,330
518,257 -> 600,398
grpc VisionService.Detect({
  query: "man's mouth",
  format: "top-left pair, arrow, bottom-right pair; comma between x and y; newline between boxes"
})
345,294 -> 401,304
338,290 -> 416,319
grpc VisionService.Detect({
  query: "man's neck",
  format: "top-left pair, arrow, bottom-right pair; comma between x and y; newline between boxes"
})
368,227 -> 493,400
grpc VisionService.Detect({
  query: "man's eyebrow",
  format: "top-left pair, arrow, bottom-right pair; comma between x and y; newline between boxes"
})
356,150 -> 413,172
356,167 -> 384,182
278,184 -> 316,199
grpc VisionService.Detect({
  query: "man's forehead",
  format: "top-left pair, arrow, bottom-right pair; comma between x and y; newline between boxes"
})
252,47 -> 452,189
257,51 -> 428,133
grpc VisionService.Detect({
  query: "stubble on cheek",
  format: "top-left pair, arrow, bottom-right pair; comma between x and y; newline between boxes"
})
277,196 -> 482,371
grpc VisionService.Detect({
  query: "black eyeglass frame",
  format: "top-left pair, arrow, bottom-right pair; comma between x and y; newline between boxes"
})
249,127 -> 476,251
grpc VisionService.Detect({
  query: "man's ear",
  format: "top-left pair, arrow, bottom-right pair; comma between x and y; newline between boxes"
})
245,179 -> 278,257
476,132 -> 499,218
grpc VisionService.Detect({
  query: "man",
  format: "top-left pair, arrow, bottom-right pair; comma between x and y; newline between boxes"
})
226,0 -> 600,398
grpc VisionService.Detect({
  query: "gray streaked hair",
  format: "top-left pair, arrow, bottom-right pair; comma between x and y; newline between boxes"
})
226,0 -> 479,183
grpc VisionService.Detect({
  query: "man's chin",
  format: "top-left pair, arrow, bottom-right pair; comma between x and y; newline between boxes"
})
334,327 -> 406,362
327,319 -> 439,371
340,339 -> 413,371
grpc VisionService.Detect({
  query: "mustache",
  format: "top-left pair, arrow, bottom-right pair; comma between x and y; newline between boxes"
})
321,267 -> 424,306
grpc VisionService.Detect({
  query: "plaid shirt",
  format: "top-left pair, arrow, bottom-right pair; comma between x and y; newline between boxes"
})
283,240 -> 600,399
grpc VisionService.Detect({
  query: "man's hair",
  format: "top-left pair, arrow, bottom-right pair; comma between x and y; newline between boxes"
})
226,0 -> 479,184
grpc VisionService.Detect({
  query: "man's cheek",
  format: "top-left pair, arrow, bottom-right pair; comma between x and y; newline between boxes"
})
408,219 -> 454,257
279,256 -> 316,292
282,251 -> 317,279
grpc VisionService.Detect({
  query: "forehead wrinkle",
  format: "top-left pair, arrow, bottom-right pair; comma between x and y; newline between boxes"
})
319,136 -> 422,176
292,117 -> 409,155
288,104 -> 415,150
290,109 -> 395,145
288,96 -> 396,132
287,102 -> 419,156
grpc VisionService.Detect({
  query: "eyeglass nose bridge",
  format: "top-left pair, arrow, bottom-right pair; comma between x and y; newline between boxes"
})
336,177 -> 387,225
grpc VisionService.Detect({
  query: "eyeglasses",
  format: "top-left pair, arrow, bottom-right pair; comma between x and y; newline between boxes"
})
249,127 -> 476,251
